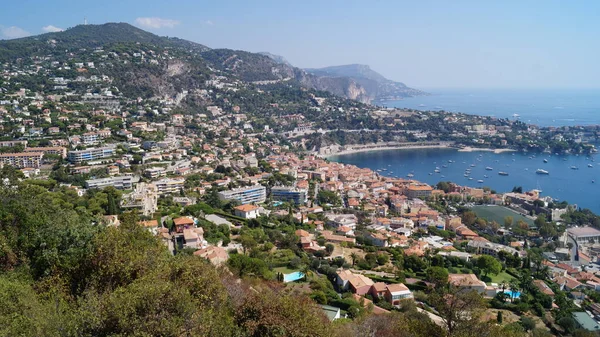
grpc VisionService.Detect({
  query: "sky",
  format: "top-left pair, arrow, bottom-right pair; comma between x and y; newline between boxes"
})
1,0 -> 600,89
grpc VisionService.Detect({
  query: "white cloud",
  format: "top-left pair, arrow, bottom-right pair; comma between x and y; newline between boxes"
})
135,17 -> 180,29
42,25 -> 64,33
204,20 -> 214,26
1,26 -> 31,39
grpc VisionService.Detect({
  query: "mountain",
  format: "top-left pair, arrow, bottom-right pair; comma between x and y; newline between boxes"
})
305,64 -> 427,102
258,52 -> 292,66
0,22 -> 415,104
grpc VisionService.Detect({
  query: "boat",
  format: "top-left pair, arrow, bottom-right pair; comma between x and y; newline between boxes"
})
477,180 -> 484,183
464,174 -> 469,177
442,164 -> 448,168
543,159 -> 548,163
536,169 -> 549,175
468,177 -> 473,180
484,175 -> 488,178
498,172 -> 508,176
588,164 -> 593,168
406,173 -> 414,178
428,173 -> 433,175
485,167 -> 493,170
570,166 -> 579,170
434,169 -> 440,173
470,164 -> 476,167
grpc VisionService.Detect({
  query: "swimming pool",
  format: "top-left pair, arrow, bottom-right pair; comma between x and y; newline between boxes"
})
503,290 -> 521,298
283,271 -> 305,283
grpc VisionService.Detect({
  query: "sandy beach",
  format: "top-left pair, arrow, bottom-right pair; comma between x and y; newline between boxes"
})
317,143 -> 516,158
457,146 -> 516,154
319,144 -> 452,158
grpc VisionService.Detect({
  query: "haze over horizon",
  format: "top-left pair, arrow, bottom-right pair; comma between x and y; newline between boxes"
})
1,0 -> 599,90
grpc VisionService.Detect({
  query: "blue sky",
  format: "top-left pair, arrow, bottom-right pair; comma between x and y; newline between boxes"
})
1,0 -> 599,89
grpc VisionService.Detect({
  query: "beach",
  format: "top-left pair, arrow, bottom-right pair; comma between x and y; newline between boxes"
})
318,142 -> 452,159
457,146 -> 516,154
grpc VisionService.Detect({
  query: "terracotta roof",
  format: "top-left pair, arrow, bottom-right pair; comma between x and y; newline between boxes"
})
173,217 -> 194,226
234,204 -> 259,212
386,283 -> 409,293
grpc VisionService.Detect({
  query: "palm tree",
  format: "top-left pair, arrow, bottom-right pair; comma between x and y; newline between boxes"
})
508,279 -> 520,301
350,252 -> 358,267
500,281 -> 509,303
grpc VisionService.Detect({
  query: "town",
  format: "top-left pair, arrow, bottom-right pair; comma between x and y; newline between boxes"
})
1,23 -> 600,337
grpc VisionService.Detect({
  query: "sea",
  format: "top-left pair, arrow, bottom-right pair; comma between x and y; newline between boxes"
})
330,88 -> 600,213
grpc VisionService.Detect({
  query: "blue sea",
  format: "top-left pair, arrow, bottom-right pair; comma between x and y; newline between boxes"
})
331,89 -> 600,213
383,88 -> 600,127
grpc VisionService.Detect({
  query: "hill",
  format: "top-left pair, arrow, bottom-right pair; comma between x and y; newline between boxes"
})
306,64 -> 427,102
0,22 -> 415,104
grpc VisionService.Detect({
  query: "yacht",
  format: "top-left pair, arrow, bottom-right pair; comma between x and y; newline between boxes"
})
570,166 -> 579,170
477,180 -> 484,183
543,159 -> 548,163
470,164 -> 476,167
536,169 -> 549,175
498,172 -> 508,176
468,177 -> 473,180
485,167 -> 493,170
434,169 -> 440,173
406,173 -> 414,178
588,164 -> 594,168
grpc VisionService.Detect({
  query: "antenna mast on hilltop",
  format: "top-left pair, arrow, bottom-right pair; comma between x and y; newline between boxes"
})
84,17 -> 88,25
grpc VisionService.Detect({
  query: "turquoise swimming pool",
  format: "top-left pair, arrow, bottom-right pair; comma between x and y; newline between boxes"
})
283,271 -> 305,283
503,290 -> 521,298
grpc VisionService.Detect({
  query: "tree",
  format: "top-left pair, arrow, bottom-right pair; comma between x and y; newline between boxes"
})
325,243 -> 334,255
520,317 -> 536,332
497,311 -> 503,324
504,216 -> 513,228
350,252 -> 358,267
461,211 -> 477,226
477,255 -> 502,278
429,287 -> 486,336
426,266 -> 449,286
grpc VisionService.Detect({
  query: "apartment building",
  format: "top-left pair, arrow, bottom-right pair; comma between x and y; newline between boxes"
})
218,185 -> 266,205
85,175 -> 133,190
271,186 -> 307,205
67,146 -> 115,163
154,178 -> 185,195
24,146 -> 67,158
0,152 -> 44,168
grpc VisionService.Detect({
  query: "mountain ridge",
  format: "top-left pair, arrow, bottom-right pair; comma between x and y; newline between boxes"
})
0,22 -> 421,104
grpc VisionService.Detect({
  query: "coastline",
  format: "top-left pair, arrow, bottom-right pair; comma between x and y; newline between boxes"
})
318,143 -> 516,159
457,146 -> 516,154
319,144 -> 452,159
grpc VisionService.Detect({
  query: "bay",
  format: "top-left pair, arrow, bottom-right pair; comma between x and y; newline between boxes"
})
383,88 -> 600,127
329,148 -> 600,214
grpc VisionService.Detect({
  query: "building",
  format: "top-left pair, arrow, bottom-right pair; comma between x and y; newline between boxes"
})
448,274 -> 487,293
234,204 -> 260,219
572,312 -> 600,332
183,228 -> 205,249
384,283 -> 413,307
173,217 -> 194,233
120,182 -> 158,216
24,146 -> 67,158
270,186 -> 307,205
85,175 -> 133,190
194,246 -> 229,265
218,185 -> 266,205
405,185 -> 433,199
0,152 -> 43,168
319,305 -> 342,321
467,240 -> 518,257
154,178 -> 185,195
67,146 -> 115,163
568,226 -> 600,244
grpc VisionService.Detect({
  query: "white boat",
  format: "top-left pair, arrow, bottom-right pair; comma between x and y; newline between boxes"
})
434,169 -> 440,173
543,159 -> 548,163
570,166 -> 579,170
468,177 -> 473,180
485,167 -> 493,170
477,180 -> 484,183
407,173 -> 414,178
498,172 -> 508,176
588,164 -> 593,168
536,169 -> 549,175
